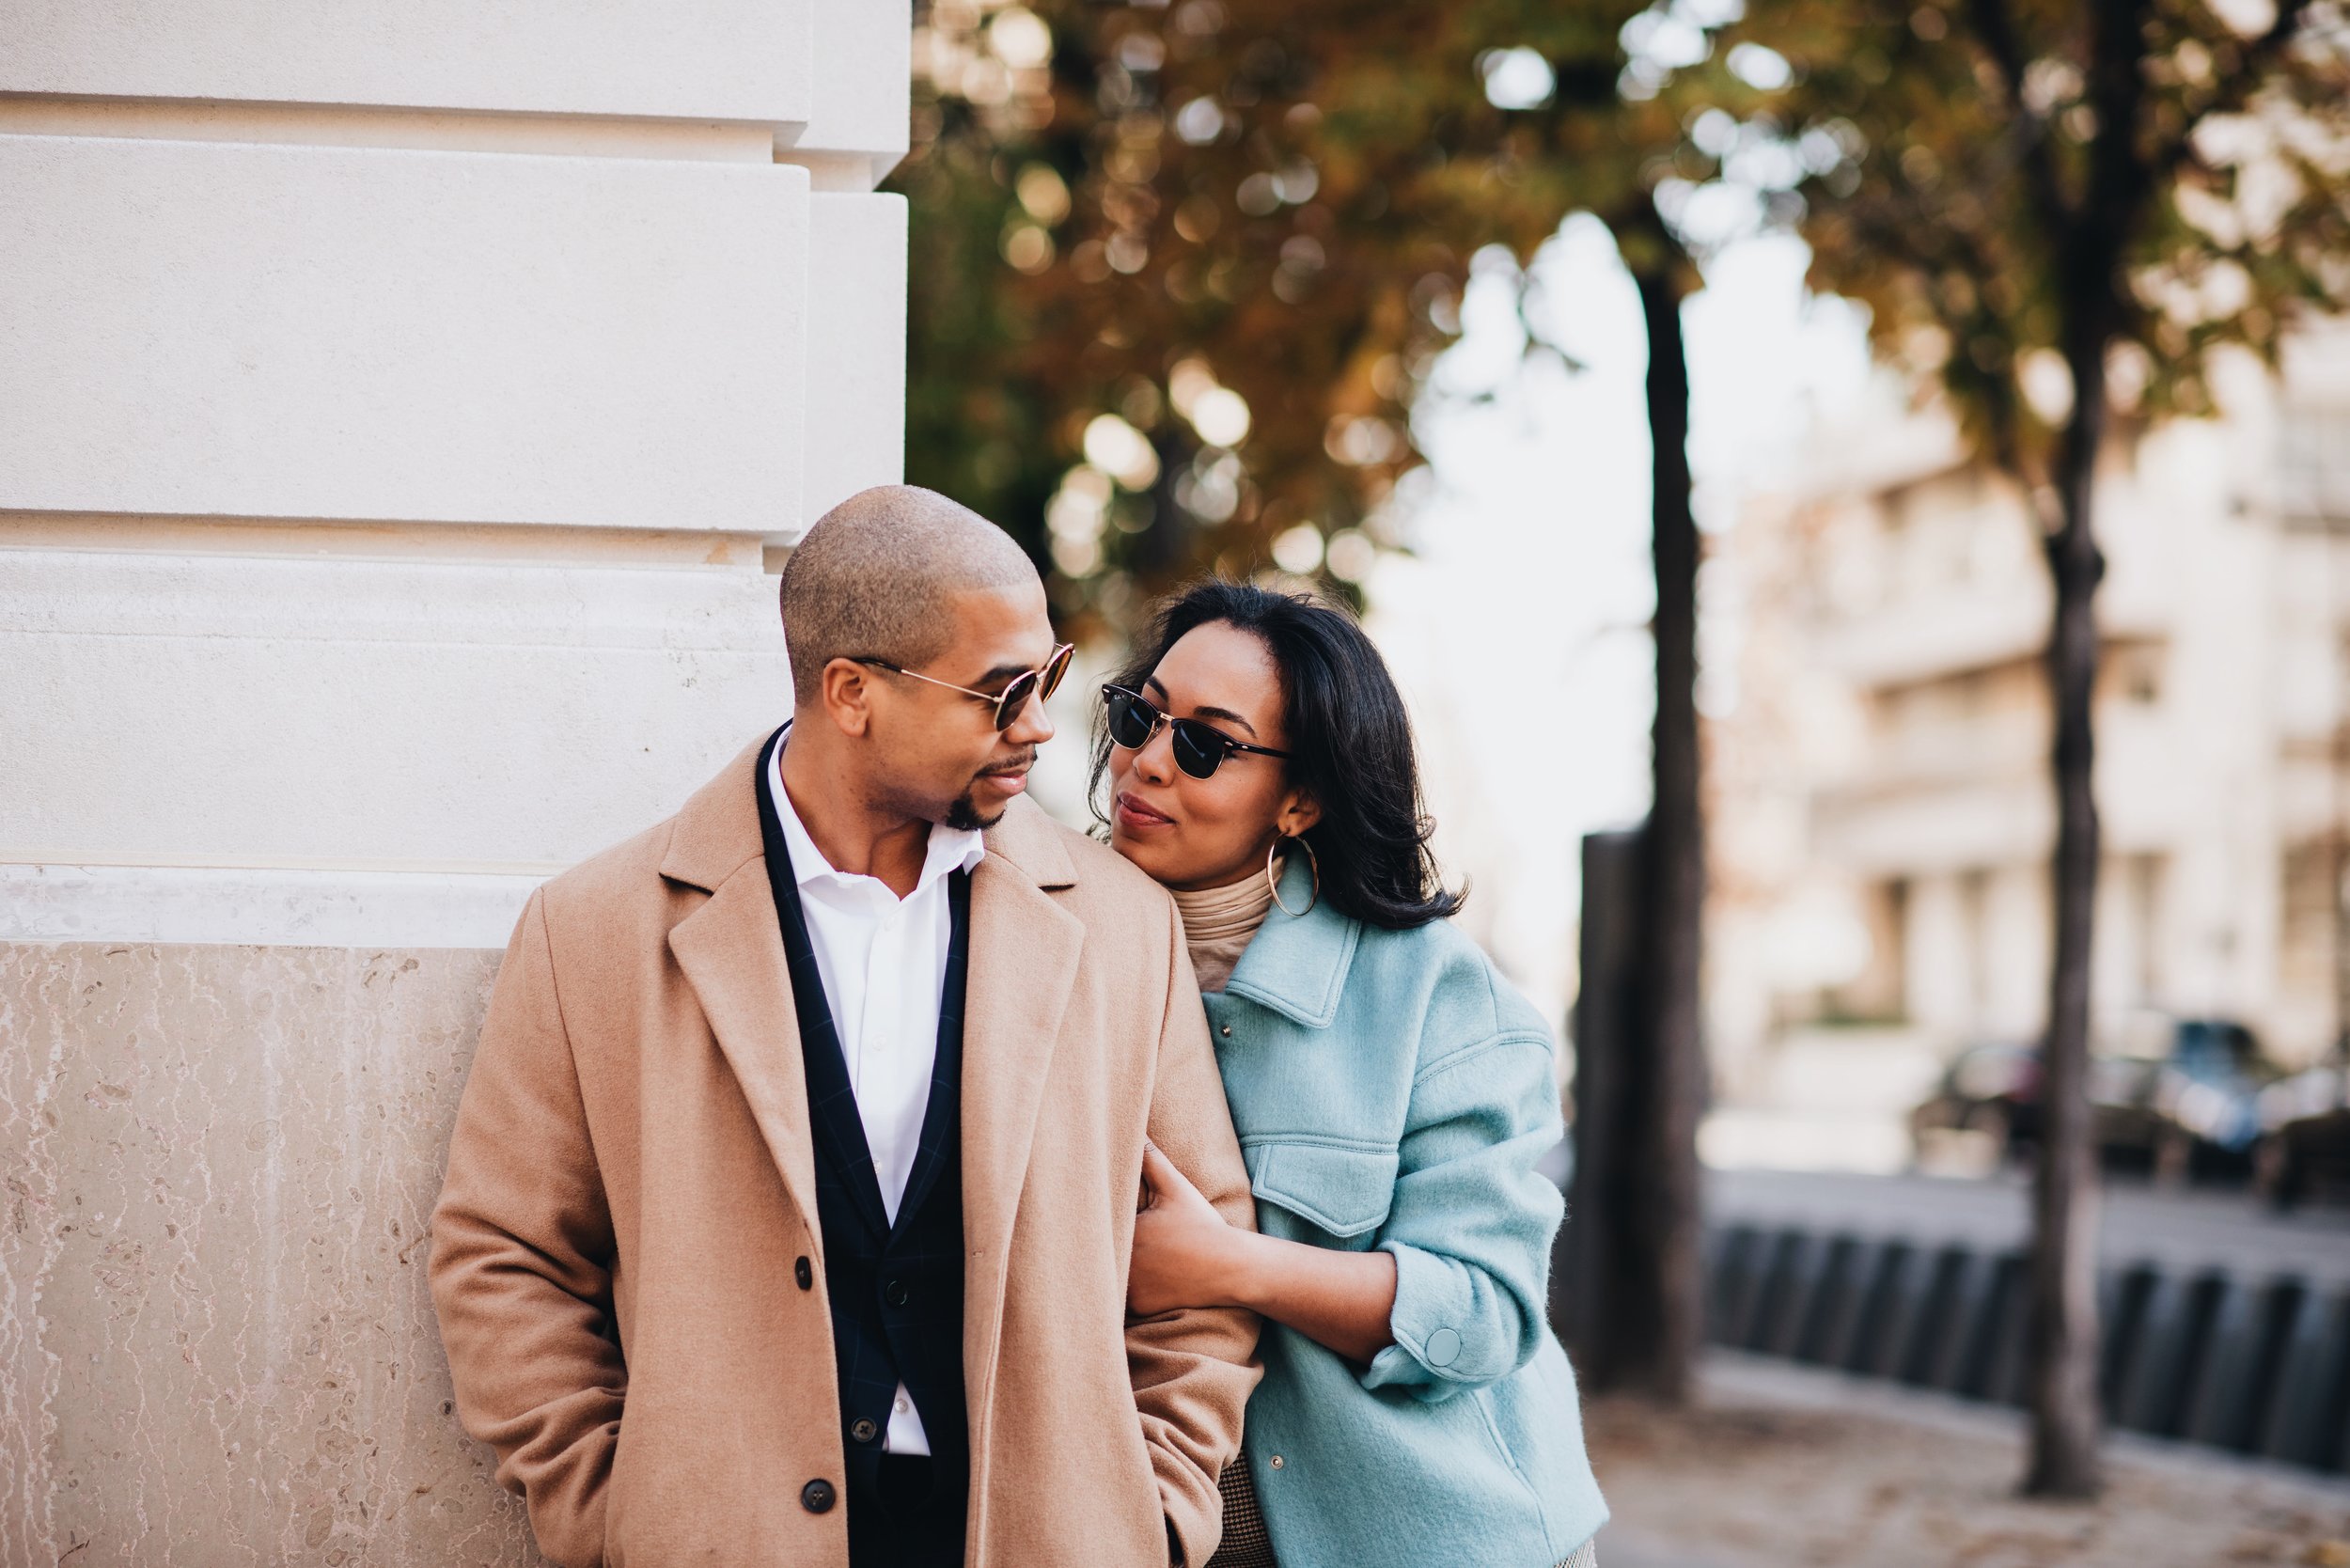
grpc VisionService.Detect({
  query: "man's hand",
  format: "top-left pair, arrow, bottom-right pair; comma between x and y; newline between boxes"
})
1130,1141 -> 1249,1317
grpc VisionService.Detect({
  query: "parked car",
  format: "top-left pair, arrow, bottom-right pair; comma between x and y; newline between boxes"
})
1909,1042 -> 2041,1160
1911,1016 -> 2278,1182
2139,1017 -> 2278,1180
2255,1065 -> 2350,1209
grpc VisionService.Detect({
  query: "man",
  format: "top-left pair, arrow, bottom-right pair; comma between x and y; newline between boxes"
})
430,486 -> 1259,1568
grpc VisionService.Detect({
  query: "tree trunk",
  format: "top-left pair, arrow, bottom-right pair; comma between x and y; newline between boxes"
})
1562,827 -> 1653,1385
2023,313 -> 2109,1498
1618,265 -> 1706,1402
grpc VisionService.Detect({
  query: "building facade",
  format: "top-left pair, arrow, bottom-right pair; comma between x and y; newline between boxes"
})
1709,328 -> 2350,1121
1,6 -> 909,1559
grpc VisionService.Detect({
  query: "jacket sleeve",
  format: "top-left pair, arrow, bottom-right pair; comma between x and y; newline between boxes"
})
1359,976 -> 1565,1404
429,888 -> 624,1568
1128,910 -> 1264,1567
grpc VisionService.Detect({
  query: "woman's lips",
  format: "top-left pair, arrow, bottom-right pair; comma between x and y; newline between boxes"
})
1115,792 -> 1175,830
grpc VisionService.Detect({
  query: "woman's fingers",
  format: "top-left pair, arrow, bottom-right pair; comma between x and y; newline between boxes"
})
1140,1140 -> 1192,1202
1141,1141 -> 1222,1221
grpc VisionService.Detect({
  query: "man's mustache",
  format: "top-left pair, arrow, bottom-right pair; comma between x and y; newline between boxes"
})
978,752 -> 1037,777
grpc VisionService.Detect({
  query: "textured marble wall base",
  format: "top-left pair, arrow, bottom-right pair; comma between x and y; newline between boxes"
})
0,941 -> 547,1567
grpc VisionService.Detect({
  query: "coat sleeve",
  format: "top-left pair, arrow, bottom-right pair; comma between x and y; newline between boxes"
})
429,888 -> 625,1568
1128,910 -> 1263,1567
1358,971 -> 1565,1404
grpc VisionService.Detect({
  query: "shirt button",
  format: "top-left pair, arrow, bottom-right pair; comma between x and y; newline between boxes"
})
801,1479 -> 836,1513
794,1256 -> 813,1290
850,1418 -> 878,1444
895,1393 -> 911,1414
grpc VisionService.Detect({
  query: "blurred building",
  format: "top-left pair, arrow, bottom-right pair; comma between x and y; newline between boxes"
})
1710,326 -> 2350,1135
1,6 -> 907,1559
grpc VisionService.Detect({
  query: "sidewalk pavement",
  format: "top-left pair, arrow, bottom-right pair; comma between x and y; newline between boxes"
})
1583,1352 -> 2350,1568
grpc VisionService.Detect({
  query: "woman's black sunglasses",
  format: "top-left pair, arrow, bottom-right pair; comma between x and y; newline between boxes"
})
1102,684 -> 1291,780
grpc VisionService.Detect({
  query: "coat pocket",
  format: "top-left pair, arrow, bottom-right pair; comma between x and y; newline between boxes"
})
1248,1139 -> 1400,1239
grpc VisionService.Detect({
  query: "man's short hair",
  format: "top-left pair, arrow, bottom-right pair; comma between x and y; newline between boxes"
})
778,485 -> 1038,703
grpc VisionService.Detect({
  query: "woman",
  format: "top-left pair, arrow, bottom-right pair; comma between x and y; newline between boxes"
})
1101,580 -> 1607,1568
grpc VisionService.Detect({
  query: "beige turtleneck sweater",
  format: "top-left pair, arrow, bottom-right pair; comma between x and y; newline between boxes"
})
1169,859 -> 1279,993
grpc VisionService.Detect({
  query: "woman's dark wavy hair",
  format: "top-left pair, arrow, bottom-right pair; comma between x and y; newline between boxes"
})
1089,579 -> 1465,931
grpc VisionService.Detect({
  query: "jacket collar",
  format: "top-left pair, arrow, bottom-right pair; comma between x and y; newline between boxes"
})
660,727 -> 1089,1403
1222,854 -> 1360,1028
659,727 -> 1078,896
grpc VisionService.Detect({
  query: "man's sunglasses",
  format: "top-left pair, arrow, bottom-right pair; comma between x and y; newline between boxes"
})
1102,684 -> 1292,780
854,642 -> 1075,731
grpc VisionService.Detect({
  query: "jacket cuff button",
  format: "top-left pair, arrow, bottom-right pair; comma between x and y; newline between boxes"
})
800,1479 -> 836,1513
1424,1326 -> 1462,1367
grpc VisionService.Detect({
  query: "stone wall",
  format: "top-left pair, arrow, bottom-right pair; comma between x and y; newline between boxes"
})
0,4 -> 911,1560
3,945 -> 520,1566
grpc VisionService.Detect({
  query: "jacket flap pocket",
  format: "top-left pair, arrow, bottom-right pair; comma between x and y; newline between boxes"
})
1249,1140 -> 1400,1238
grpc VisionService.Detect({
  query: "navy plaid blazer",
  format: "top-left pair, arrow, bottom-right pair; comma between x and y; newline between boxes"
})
755,729 -> 971,1545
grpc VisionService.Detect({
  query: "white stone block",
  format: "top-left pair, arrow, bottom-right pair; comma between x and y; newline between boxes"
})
784,0 -> 913,188
0,547 -> 792,877
0,134 -> 807,533
801,193 -> 909,533
0,0 -> 813,126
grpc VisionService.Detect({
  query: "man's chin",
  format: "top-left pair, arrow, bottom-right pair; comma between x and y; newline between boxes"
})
945,794 -> 1008,833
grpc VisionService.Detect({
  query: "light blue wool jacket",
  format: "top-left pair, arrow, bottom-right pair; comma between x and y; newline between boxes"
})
1201,856 -> 1607,1568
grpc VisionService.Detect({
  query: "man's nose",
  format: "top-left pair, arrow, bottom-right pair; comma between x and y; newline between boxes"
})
1005,687 -> 1055,746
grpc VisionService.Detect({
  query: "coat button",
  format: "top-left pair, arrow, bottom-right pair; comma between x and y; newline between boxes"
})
794,1256 -> 813,1290
850,1418 -> 878,1444
884,1278 -> 910,1308
1219,1026 -> 1231,1037
801,1479 -> 836,1513
1268,1455 -> 1284,1469
1425,1326 -> 1462,1367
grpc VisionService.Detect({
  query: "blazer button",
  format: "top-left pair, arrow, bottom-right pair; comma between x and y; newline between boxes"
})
801,1479 -> 836,1513
850,1418 -> 878,1444
1219,1026 -> 1232,1037
884,1278 -> 910,1308
794,1256 -> 814,1291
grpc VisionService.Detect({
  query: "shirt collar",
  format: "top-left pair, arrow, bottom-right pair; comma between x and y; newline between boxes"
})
768,724 -> 987,895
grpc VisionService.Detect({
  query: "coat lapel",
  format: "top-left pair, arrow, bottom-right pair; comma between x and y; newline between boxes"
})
668,865 -> 823,1241
661,752 -> 1094,1440
959,800 -> 1084,1432
662,733 -> 822,1239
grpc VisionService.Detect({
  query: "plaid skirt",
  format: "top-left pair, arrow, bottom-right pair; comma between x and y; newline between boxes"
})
1204,1450 -> 1275,1568
1202,1450 -> 1599,1568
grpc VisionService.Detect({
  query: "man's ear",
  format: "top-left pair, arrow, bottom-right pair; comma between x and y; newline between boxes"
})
1277,787 -> 1321,839
817,657 -> 876,737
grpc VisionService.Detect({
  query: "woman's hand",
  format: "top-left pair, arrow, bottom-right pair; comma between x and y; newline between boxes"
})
1129,1140 -> 1400,1363
1128,1142 -> 1250,1317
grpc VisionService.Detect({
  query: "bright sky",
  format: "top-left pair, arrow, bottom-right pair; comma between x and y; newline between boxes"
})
1363,215 -> 1876,1027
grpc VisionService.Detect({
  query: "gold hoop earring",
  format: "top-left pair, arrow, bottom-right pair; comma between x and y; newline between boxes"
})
1267,835 -> 1320,917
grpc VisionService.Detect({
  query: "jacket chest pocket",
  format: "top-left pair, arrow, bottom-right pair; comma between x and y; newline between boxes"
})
1246,1139 -> 1400,1243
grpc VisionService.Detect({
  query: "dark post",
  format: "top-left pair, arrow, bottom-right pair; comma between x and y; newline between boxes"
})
1562,826 -> 1703,1395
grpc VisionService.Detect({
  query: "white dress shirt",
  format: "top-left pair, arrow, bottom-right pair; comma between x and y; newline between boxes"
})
769,731 -> 985,1455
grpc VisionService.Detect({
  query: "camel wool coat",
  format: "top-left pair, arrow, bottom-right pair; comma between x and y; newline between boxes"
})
429,737 -> 1261,1568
